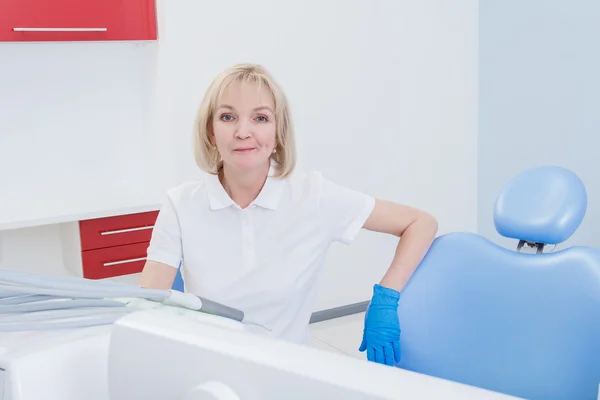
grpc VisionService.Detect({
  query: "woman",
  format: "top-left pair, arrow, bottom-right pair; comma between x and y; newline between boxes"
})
139,63 -> 438,366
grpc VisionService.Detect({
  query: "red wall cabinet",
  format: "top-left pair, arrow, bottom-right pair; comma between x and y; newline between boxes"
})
0,0 -> 157,42
61,210 -> 159,280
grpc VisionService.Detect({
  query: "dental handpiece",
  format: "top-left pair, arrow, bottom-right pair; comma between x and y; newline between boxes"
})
164,290 -> 268,330
196,296 -> 244,322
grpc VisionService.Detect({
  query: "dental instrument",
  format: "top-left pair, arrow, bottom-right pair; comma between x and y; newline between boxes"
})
0,268 -> 266,332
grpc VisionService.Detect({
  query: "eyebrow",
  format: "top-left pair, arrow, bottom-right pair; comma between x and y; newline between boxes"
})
217,104 -> 274,113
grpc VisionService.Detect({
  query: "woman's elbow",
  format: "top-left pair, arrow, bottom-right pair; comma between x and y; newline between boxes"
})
414,211 -> 439,239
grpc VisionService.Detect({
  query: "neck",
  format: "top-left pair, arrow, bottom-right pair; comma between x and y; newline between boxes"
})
220,162 -> 270,209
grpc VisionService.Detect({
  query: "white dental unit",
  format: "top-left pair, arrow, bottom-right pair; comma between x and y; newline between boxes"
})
0,269 -> 516,400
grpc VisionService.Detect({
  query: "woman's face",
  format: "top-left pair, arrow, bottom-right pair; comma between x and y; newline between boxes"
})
212,81 -> 276,173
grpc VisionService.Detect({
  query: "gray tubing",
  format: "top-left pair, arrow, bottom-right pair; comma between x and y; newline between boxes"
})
0,294 -> 59,305
0,290 -> 17,298
0,269 -> 135,289
0,283 -> 168,301
0,307 -> 134,323
0,269 -> 254,330
0,269 -> 170,299
0,274 -> 132,293
0,281 -> 169,300
0,299 -> 126,314
0,314 -> 128,332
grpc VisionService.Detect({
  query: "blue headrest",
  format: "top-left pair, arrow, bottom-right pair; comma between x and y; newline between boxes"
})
493,166 -> 587,245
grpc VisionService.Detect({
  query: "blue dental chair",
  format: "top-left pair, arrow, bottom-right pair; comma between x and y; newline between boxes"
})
172,265 -> 185,292
397,166 -> 600,399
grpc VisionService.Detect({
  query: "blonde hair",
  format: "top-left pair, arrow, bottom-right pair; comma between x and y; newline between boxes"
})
193,63 -> 296,177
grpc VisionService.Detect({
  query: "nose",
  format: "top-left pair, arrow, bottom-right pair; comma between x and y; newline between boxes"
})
234,119 -> 252,140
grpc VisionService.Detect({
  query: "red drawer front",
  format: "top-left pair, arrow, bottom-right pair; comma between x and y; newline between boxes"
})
0,0 -> 157,42
82,241 -> 149,279
79,210 -> 159,251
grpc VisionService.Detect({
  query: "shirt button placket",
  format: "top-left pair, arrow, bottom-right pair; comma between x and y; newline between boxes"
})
241,210 -> 255,269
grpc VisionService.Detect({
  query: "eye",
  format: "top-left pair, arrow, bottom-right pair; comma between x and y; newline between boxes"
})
255,115 -> 269,122
220,114 -> 235,122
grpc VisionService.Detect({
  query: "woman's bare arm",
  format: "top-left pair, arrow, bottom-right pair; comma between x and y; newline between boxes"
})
362,199 -> 438,292
138,260 -> 179,290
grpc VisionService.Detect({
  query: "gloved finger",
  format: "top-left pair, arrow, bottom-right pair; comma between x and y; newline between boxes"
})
367,345 -> 377,362
393,340 -> 401,363
383,344 -> 395,366
374,345 -> 385,365
359,336 -> 367,352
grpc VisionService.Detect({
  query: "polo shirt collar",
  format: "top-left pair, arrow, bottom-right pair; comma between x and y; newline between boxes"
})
206,162 -> 284,210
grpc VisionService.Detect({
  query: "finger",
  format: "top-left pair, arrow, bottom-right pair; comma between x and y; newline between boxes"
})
374,345 -> 385,365
384,344 -> 395,366
359,336 -> 367,352
393,340 -> 401,363
367,345 -> 376,362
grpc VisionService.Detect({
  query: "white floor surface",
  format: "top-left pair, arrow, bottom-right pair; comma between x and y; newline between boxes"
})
308,312 -> 367,360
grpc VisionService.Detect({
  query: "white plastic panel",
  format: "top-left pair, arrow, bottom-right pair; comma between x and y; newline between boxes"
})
0,368 -> 5,400
109,311 -> 517,400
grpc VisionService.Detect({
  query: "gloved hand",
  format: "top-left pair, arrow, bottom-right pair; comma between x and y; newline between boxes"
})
359,284 -> 401,366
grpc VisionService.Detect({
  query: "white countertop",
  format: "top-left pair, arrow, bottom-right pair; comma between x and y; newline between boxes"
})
0,187 -> 163,231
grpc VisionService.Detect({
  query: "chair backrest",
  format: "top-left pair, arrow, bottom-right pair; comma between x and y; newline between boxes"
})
397,166 -> 600,400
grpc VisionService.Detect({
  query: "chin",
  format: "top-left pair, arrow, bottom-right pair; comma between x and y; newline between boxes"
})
227,157 -> 269,172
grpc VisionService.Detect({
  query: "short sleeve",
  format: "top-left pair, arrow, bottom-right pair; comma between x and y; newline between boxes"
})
146,195 -> 183,268
318,175 -> 376,244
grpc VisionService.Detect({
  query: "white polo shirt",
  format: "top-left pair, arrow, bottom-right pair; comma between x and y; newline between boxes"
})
146,167 -> 375,344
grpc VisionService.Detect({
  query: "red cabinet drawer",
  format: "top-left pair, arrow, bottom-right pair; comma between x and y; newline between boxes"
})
79,210 -> 159,251
82,241 -> 149,279
0,0 -> 157,42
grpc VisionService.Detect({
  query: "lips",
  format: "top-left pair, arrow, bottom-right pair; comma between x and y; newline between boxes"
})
233,148 -> 256,153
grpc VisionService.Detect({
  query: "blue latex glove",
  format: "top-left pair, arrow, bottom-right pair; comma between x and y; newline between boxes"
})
359,284 -> 401,366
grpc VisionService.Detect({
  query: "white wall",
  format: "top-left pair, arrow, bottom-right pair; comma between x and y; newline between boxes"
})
0,42 -> 170,229
478,0 -> 600,250
0,0 -> 479,310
